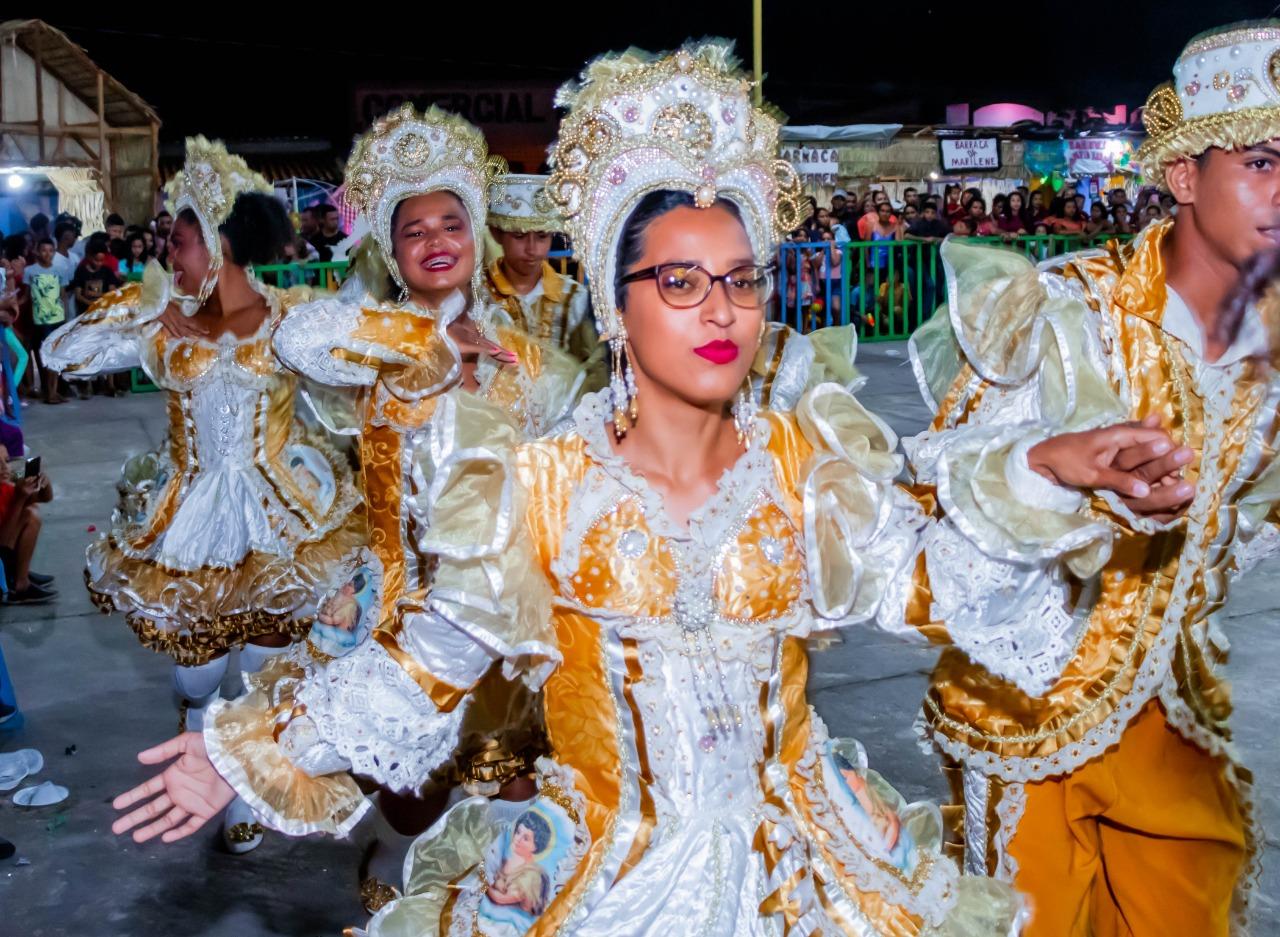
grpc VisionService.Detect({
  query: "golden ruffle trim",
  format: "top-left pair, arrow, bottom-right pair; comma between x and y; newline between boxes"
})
90,509 -> 367,665
204,673 -> 370,838
121,604 -> 311,667
1137,104 -> 1280,181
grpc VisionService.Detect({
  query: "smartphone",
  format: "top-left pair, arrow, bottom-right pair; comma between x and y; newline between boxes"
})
24,456 -> 40,480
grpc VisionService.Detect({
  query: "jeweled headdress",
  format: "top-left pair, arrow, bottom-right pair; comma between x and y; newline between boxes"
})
164,136 -> 272,304
1138,20 -> 1280,181
343,104 -> 506,298
488,173 -> 563,234
546,40 -> 804,341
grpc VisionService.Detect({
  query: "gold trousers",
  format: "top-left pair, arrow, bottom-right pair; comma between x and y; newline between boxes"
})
1004,702 -> 1246,936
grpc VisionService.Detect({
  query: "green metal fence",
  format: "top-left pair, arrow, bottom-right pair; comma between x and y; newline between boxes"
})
250,251 -> 580,290
133,237 -> 1135,348
254,261 -> 350,291
776,234 -> 1134,341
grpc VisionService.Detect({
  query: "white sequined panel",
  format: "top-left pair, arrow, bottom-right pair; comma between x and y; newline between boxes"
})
630,635 -> 770,818
188,375 -> 261,470
575,630 -> 778,937
151,372 -> 288,570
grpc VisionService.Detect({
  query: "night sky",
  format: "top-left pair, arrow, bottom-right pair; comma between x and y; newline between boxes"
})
48,3 -> 1276,145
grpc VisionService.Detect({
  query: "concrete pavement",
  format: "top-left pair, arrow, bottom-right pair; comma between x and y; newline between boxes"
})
1,341 -> 1277,935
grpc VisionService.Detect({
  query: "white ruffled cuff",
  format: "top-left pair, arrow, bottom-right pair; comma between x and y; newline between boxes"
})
278,715 -> 352,777
272,296 -> 391,389
42,313 -> 146,376
922,519 -> 1081,696
794,384 -> 919,630
1231,521 -> 1280,581
295,641 -> 467,794
1005,433 -> 1084,514
936,422 -> 1113,572
203,694 -> 371,838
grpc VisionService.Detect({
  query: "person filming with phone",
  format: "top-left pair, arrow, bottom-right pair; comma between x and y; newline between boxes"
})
0,455 -> 54,604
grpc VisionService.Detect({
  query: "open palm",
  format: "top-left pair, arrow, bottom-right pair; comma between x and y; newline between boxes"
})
112,732 -> 236,844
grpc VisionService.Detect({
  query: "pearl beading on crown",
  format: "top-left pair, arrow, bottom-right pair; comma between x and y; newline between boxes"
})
545,41 -> 804,339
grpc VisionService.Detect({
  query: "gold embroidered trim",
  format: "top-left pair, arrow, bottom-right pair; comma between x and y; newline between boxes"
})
112,597 -> 311,667
1138,102 -> 1280,180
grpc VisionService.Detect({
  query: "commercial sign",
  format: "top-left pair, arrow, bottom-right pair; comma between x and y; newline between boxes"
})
354,83 -> 558,170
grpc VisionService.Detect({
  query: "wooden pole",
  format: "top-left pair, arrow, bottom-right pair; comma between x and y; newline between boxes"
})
150,121 -> 160,214
34,33 -> 45,162
54,81 -> 65,160
97,70 -> 109,207
753,0 -> 763,106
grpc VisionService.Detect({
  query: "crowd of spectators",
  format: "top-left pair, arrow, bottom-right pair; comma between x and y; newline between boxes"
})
800,182 -> 1171,247
785,181 -> 1172,329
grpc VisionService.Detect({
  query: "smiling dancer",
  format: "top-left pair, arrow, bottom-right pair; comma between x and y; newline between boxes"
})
268,106 -> 585,911
42,138 -> 364,854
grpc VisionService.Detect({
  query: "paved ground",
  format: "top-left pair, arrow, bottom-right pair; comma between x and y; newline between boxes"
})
2,341 -> 1278,936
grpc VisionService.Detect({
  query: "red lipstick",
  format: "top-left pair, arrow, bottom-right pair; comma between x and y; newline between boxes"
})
693,339 -> 739,364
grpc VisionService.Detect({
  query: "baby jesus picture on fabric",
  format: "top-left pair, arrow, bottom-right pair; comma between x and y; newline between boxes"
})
476,780 -> 585,934
285,442 -> 337,512
485,810 -> 553,917
822,740 -> 919,872
308,549 -> 381,659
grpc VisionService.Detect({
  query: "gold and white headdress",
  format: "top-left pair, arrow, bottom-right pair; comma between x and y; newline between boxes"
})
343,104 -> 506,299
546,40 -> 802,435
1138,20 -> 1280,180
488,173 -> 563,234
164,136 -> 272,305
546,40 -> 804,340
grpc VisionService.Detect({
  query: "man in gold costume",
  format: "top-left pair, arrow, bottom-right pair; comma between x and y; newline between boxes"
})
906,20 -> 1280,936
483,173 -> 596,364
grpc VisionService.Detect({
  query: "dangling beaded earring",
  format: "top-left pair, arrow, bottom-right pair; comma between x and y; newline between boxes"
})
732,318 -> 766,446
733,378 -> 759,446
609,318 -> 639,437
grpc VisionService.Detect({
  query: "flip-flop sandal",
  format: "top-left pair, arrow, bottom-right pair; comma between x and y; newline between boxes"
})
0,749 -> 43,792
13,781 -> 68,807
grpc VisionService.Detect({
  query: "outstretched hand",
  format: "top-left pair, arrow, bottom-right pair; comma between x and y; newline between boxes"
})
111,732 -> 235,844
1028,415 -> 1195,520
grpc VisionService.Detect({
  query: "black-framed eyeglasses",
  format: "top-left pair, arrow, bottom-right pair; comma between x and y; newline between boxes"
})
619,262 -> 774,309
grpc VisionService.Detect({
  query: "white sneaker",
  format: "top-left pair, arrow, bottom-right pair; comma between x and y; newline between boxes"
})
222,797 -> 264,854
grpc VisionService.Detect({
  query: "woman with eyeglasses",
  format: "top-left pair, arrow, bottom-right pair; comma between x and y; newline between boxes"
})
107,43 -> 1152,935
